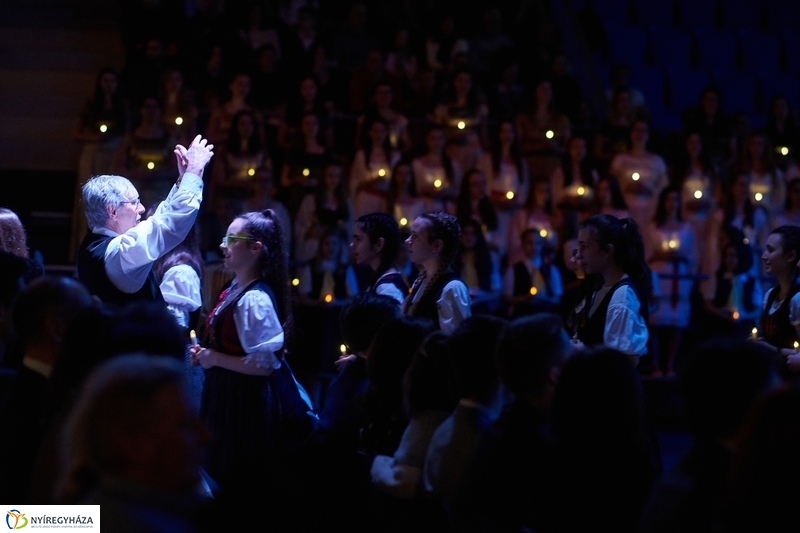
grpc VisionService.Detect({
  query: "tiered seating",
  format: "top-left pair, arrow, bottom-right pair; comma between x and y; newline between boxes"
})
592,0 -> 800,132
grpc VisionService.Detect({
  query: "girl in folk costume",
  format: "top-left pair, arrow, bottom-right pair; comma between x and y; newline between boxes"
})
188,209 -> 314,494
349,212 -> 408,307
403,211 -> 471,335
572,214 -> 653,366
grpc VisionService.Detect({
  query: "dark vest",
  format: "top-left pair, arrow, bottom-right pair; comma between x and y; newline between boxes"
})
309,264 -> 349,300
512,261 -> 535,296
761,283 -> 800,349
576,278 -> 646,349
371,271 -> 409,297
712,272 -> 756,313
406,269 -> 461,328
208,280 -> 281,356
77,232 -> 164,306
510,261 -> 555,317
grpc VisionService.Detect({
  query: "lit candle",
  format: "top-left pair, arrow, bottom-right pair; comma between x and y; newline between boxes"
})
147,161 -> 155,170
248,168 -> 255,176
189,329 -> 198,346
292,278 -> 300,287
99,124 -> 108,133
506,191 -> 515,200
175,116 -> 184,126
433,179 -> 443,188
794,341 -> 799,351
631,172 -> 640,181
781,146 -> 790,156
754,192 -> 763,202
324,293 -> 333,304
399,217 -> 408,226
539,229 -> 548,238
377,168 -> 386,177
576,186 -> 586,196
545,130 -> 554,139
529,286 -> 538,296
752,327 -> 758,340
694,190 -> 703,199
667,238 -> 679,250
340,344 -> 347,354
732,310 -> 740,320
302,168 -> 310,177
457,121 -> 466,130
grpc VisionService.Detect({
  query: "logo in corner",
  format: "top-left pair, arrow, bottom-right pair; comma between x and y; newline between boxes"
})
6,511 -> 27,530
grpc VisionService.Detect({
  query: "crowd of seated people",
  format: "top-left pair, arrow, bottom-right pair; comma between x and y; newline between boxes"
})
3,0 -> 800,529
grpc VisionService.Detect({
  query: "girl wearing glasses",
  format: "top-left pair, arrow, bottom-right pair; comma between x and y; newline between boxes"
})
188,209 -> 314,496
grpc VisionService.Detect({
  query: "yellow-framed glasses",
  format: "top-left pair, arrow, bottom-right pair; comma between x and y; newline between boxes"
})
221,234 -> 253,247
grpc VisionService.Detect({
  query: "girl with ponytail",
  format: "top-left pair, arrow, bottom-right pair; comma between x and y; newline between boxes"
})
758,225 -> 800,374
402,210 -> 471,334
573,213 -> 653,364
350,212 -> 408,307
188,208 -> 314,495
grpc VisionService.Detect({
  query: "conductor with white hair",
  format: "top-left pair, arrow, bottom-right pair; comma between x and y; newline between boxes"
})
77,135 -> 214,306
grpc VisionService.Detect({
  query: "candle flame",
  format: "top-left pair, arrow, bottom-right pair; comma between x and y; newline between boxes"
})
576,186 -> 586,196
378,169 -> 386,177
303,168 -> 310,177
457,121 -> 466,130
400,217 -> 408,226
529,286 -> 538,296
324,294 -> 333,303
147,162 -> 155,170
506,191 -> 515,200
292,278 -> 300,286
545,130 -> 554,139
631,172 -> 640,181
732,311 -> 740,320
781,146 -> 790,156
539,229 -> 548,238
99,124 -> 108,133
433,179 -> 442,188
248,168 -> 255,176
754,192 -> 763,202
340,344 -> 347,354
694,190 -> 703,199
175,116 -> 184,125
668,239 -> 678,249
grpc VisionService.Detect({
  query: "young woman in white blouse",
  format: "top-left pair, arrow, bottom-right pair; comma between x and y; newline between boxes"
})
573,214 -> 653,366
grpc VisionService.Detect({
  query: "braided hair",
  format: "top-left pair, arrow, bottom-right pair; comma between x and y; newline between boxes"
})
236,209 -> 292,341
403,210 -> 462,316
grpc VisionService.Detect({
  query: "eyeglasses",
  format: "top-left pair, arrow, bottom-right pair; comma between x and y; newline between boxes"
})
221,234 -> 253,246
120,198 -> 141,208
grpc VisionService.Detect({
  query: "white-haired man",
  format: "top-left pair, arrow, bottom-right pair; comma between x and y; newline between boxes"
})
77,135 -> 213,306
